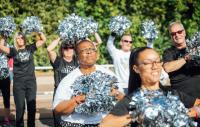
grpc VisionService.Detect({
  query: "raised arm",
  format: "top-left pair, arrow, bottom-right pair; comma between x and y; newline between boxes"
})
35,32 -> 46,48
0,37 -> 10,54
47,38 -> 60,63
107,34 -> 118,57
94,32 -> 102,45
100,114 -> 132,127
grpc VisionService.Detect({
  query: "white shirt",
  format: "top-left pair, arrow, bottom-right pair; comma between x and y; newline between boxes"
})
53,65 -> 123,124
107,35 -> 130,88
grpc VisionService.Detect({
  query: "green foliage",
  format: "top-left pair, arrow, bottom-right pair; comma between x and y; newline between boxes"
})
1,0 -> 200,65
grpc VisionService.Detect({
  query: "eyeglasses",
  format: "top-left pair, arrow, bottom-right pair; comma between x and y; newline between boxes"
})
170,29 -> 184,36
78,48 -> 97,54
138,59 -> 163,68
122,40 -> 133,43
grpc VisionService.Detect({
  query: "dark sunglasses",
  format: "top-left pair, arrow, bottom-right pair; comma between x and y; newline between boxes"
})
63,46 -> 74,50
122,40 -> 133,43
170,29 -> 184,36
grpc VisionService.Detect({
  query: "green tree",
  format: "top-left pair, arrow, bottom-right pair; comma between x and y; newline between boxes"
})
1,0 -> 200,65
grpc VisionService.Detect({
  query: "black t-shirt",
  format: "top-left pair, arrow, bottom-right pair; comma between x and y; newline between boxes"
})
51,56 -> 78,88
110,94 -> 138,127
163,46 -> 200,84
8,43 -> 37,80
110,95 -> 131,116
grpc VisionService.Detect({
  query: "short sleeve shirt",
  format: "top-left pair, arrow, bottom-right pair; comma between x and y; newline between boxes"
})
51,56 -> 78,88
8,43 -> 37,80
53,65 -> 123,125
163,46 -> 191,84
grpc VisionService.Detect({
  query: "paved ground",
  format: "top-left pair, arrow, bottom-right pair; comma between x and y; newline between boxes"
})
0,71 -> 55,127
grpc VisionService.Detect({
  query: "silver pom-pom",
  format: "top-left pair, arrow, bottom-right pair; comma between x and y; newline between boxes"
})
0,53 -> 9,80
71,71 -> 118,115
85,17 -> 98,35
108,16 -> 131,36
0,43 -> 10,80
186,32 -> 200,60
21,16 -> 43,34
141,20 -> 158,48
129,89 -> 197,127
0,16 -> 16,37
57,13 -> 98,44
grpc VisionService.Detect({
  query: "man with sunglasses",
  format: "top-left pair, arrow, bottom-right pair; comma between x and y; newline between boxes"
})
163,21 -> 200,120
107,33 -> 133,94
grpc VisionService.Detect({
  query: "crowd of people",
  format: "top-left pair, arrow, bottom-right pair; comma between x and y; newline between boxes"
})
0,21 -> 200,127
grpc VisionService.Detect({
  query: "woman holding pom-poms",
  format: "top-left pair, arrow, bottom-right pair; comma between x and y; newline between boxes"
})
48,14 -> 102,126
53,39 -> 124,127
0,16 -> 46,127
0,16 -> 16,126
47,38 -> 79,127
100,47 -> 198,127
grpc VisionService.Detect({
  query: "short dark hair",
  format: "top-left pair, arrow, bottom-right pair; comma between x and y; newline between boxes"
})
59,42 -> 74,57
75,39 -> 95,54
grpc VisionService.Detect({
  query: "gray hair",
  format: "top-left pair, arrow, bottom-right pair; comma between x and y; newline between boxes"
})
168,21 -> 185,32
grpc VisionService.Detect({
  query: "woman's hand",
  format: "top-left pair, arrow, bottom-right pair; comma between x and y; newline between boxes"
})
187,107 -> 200,119
184,54 -> 191,61
0,36 -> 6,45
72,94 -> 86,104
194,98 -> 200,106
110,87 -> 124,100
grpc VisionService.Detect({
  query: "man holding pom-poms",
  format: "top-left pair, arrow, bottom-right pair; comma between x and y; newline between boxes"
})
0,16 -> 46,127
163,21 -> 200,125
107,16 -> 133,94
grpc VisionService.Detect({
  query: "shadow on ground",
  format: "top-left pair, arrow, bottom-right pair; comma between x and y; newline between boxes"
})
38,108 -> 54,127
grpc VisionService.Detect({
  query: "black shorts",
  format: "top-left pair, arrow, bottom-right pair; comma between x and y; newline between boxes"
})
0,77 -> 11,108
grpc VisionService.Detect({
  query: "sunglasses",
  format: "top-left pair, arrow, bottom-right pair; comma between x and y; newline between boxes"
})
63,46 -> 74,50
122,40 -> 133,43
170,29 -> 184,36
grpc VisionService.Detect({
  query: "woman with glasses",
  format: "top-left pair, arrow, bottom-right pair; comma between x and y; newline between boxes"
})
53,40 -> 124,127
0,31 -> 46,127
100,47 -> 199,127
48,33 -> 102,126
47,38 -> 78,127
48,32 -> 102,92
47,38 -> 78,91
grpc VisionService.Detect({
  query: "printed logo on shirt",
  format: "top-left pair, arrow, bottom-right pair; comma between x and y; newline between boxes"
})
60,66 -> 77,75
16,50 -> 31,62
